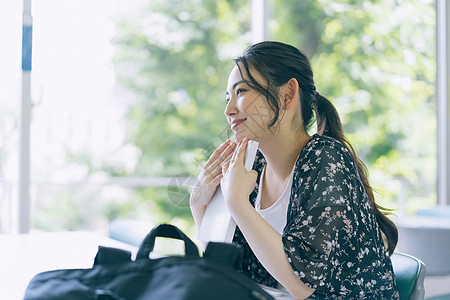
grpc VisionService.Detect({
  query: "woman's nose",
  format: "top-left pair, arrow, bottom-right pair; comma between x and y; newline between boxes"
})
224,98 -> 237,117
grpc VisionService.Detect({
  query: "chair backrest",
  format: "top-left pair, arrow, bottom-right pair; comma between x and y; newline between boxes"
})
391,252 -> 426,300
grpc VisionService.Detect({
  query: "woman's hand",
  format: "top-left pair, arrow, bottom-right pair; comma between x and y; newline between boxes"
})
190,139 -> 236,210
221,138 -> 258,212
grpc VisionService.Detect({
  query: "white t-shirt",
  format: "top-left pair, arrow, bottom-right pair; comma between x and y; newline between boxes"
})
255,165 -> 294,234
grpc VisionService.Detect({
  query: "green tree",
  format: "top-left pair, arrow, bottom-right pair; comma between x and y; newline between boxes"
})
270,0 -> 436,211
112,0 -> 250,224
112,0 -> 436,227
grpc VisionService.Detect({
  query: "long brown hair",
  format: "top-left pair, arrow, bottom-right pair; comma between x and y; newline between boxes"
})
234,41 -> 398,255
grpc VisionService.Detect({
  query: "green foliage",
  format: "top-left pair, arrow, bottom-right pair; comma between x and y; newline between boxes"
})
269,0 -> 436,210
111,0 -> 436,226
33,187 -> 94,231
113,0 -> 250,175
112,0 -> 250,224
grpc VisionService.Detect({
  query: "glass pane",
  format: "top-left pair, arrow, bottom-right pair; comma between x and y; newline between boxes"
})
110,0 -> 251,230
0,1 -> 22,233
268,0 -> 436,214
28,0 -> 250,233
29,0 -> 136,233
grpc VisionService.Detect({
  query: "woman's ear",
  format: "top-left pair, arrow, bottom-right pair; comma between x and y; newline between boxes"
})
282,78 -> 299,110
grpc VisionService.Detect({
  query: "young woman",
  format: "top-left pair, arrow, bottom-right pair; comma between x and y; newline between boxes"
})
190,41 -> 399,299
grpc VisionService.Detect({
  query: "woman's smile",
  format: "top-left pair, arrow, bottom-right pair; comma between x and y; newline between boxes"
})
231,118 -> 247,131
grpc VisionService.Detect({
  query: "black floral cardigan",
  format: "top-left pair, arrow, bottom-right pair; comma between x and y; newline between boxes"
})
232,134 -> 399,299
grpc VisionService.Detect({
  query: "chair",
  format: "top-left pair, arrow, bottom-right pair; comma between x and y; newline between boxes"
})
391,252 -> 426,300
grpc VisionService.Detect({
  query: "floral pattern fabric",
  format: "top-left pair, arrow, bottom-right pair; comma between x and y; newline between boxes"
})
232,134 -> 399,299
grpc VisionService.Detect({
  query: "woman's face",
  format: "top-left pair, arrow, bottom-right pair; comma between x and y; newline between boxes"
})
224,64 -> 273,143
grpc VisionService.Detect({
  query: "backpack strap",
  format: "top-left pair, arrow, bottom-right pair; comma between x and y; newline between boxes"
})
136,224 -> 199,260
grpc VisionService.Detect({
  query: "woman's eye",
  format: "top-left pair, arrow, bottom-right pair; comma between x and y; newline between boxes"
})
237,89 -> 246,95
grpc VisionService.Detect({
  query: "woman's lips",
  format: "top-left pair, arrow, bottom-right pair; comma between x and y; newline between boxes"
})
231,118 -> 246,131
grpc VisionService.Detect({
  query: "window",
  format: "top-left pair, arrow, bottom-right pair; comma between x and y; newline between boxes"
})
2,0 -> 445,234
2,0 -> 250,234
0,1 -> 22,233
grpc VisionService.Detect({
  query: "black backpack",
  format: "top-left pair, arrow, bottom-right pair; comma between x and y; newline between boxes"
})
24,224 -> 275,300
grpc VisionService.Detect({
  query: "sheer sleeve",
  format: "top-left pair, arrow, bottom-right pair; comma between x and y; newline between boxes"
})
282,139 -> 379,296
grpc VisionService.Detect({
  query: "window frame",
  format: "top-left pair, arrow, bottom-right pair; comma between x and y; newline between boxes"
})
436,0 -> 450,206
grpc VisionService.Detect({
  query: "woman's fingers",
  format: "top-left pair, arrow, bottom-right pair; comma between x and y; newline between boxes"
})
203,139 -> 231,169
209,170 -> 223,187
230,140 -> 239,164
196,140 -> 236,194
217,141 -> 236,165
236,138 -> 248,163
205,141 -> 236,175
207,160 -> 227,183
230,137 -> 247,166
222,158 -> 230,175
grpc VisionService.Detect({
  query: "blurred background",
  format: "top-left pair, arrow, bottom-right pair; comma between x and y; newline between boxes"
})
0,0 -> 438,236
4,0 -> 450,298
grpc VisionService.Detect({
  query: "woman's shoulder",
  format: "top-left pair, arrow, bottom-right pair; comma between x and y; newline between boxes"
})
304,134 -> 349,155
299,134 -> 352,165
292,134 -> 361,188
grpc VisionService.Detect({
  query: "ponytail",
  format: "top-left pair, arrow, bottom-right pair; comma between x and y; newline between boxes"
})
314,93 -> 398,255
314,93 -> 341,137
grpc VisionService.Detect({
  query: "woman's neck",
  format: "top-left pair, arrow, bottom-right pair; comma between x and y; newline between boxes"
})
259,130 -> 310,181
